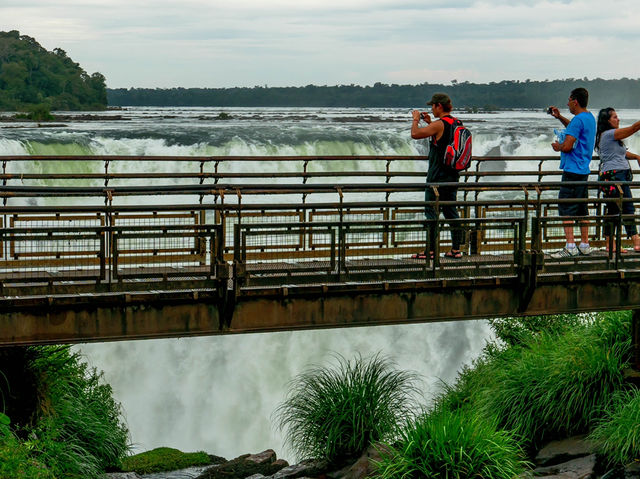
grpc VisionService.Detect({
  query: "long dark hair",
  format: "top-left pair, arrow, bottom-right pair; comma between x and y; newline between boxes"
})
596,107 -> 623,151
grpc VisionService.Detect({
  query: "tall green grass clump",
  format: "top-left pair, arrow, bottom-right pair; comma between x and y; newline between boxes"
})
274,354 -> 420,465
375,408 -> 526,479
0,346 -> 130,478
29,346 -> 130,477
475,312 -> 630,449
590,389 -> 640,466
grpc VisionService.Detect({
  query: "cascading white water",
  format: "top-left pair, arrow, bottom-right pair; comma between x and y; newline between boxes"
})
4,106 -> 640,460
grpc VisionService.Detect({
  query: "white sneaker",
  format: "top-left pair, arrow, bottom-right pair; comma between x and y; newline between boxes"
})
578,244 -> 591,256
550,247 -> 579,259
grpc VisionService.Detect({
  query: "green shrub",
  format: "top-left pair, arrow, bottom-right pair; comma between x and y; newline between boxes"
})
274,354 -> 420,465
488,313 -> 590,350
475,312 -> 630,448
0,417 -> 54,479
375,408 -> 527,479
121,447 -> 211,474
0,438 -> 54,479
590,389 -> 640,466
28,346 -> 130,478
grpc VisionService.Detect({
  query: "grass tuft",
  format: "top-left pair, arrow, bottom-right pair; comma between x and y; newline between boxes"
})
590,389 -> 640,466
274,353 -> 421,465
375,408 -> 527,479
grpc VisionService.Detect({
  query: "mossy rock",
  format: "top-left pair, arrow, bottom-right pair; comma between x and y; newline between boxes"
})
121,447 -> 216,474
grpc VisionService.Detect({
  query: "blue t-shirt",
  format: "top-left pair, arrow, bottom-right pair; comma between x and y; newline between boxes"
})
560,111 -> 596,175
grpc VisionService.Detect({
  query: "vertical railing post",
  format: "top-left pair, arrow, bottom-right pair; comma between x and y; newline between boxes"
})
2,158 -> 7,207
336,187 -> 345,280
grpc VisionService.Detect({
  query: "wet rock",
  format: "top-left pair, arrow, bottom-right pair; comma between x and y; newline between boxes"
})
535,436 -> 595,467
532,454 -> 596,479
270,459 -> 329,478
328,444 -> 391,479
195,449 -> 287,479
208,454 -> 227,465
102,473 -> 143,479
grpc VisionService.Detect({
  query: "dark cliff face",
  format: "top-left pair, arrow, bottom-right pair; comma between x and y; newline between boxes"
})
0,30 -> 107,111
0,347 -> 39,433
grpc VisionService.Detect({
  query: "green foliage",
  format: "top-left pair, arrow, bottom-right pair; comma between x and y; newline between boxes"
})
24,103 -> 54,122
590,389 -> 640,466
274,354 -> 420,465
107,78 -> 640,108
444,312 -> 631,450
0,433 -> 54,479
0,413 -> 9,438
375,409 -> 527,479
488,313 -> 591,350
27,346 -> 130,477
0,30 -> 107,111
121,447 -> 212,474
0,346 -> 130,478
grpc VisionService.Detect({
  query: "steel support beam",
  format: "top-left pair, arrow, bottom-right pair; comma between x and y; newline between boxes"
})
1,275 -> 640,346
0,291 -> 223,346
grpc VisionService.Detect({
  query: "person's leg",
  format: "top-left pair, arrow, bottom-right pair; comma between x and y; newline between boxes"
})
575,174 -> 591,254
552,172 -> 587,258
563,222 -> 576,244
621,174 -> 638,240
558,174 -> 576,247
555,175 -> 577,255
423,186 -> 437,255
440,186 -> 462,252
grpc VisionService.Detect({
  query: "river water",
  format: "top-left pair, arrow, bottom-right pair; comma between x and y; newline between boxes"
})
2,107 -> 640,461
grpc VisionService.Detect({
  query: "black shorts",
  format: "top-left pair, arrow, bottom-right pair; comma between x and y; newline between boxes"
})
558,172 -> 589,217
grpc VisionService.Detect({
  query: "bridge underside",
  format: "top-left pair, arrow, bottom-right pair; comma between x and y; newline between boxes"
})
1,271 -> 638,345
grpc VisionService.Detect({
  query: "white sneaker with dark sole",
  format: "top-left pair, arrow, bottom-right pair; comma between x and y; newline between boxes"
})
578,244 -> 592,255
550,247 -> 579,259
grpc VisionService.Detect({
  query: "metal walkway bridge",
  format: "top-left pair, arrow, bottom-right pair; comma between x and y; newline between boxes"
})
2,155 -> 640,359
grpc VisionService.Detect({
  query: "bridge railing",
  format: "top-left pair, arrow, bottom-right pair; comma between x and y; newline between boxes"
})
0,155 -> 633,197
233,216 -> 527,287
2,156 -> 640,297
0,206 -> 224,296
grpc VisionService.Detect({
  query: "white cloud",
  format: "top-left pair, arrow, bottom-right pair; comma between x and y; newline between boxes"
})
3,0 -> 640,87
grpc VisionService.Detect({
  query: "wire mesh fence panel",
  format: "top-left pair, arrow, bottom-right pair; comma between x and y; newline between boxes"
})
240,225 -> 336,264
220,210 -> 305,254
2,214 -> 106,281
309,208 -> 389,224
0,228 -> 104,282
112,212 -> 208,271
112,226 -> 215,280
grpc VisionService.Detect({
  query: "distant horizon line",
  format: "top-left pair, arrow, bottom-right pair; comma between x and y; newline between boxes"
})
105,77 -> 640,90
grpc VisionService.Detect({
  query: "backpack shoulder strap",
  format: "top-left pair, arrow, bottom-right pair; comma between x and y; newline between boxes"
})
440,115 -> 455,125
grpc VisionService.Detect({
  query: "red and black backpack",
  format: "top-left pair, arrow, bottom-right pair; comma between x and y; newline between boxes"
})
440,116 -> 473,171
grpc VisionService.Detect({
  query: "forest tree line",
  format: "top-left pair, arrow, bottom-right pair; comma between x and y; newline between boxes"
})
107,78 -> 640,110
0,30 -> 107,111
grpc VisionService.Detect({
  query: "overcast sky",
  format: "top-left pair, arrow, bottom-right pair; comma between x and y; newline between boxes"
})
3,0 -> 640,89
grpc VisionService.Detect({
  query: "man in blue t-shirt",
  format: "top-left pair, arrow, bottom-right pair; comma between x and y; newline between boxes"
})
547,87 -> 596,259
